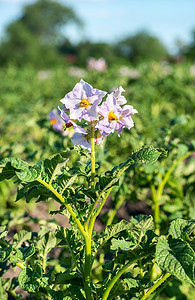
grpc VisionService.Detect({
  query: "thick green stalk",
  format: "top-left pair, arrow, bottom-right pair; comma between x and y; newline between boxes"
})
91,125 -> 95,189
140,273 -> 171,300
102,252 -> 151,300
84,233 -> 93,300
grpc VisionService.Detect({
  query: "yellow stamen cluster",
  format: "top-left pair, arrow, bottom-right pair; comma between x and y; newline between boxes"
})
50,119 -> 58,125
80,98 -> 90,108
108,111 -> 118,121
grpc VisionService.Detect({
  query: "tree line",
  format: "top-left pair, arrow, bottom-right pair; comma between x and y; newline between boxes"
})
0,0 -> 194,68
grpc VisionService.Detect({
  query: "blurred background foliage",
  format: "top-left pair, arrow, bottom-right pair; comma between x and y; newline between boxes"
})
0,0 -> 195,240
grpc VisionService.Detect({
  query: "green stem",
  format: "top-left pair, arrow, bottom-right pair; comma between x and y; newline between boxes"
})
151,151 -> 193,234
88,187 -> 112,238
106,195 -> 126,226
150,274 -> 172,300
151,184 -> 160,235
16,262 -> 25,270
91,125 -> 95,189
36,178 -> 87,238
102,252 -> 151,300
140,273 -> 172,300
156,151 -> 192,201
84,233 -> 93,300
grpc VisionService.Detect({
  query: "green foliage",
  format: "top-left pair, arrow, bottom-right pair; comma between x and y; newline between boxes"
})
116,30 -> 168,63
0,0 -> 81,67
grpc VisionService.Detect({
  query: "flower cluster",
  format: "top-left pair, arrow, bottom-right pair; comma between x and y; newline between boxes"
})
57,79 -> 137,151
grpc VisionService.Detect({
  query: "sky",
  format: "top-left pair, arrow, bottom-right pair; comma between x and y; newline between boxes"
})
0,0 -> 195,52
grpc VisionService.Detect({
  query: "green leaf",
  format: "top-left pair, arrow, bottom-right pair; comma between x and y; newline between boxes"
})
43,153 -> 63,183
0,245 -> 12,262
156,237 -> 195,285
13,230 -> 32,248
111,277 -> 140,296
97,175 -> 119,191
22,244 -> 35,260
56,227 -> 84,269
9,248 -> 23,263
111,238 -> 135,251
0,157 -> 29,172
106,146 -> 166,178
102,260 -> 114,271
54,271 -> 82,284
0,226 -> 8,239
10,246 -> 35,264
130,146 -> 166,164
56,172 -> 77,195
18,264 -> 42,292
93,220 -> 134,257
0,158 -> 43,182
16,161 -> 43,182
48,290 -> 65,300
0,279 -> 8,300
168,219 -> 195,239
36,232 -> 56,256
128,215 -> 154,244
0,162 -> 17,182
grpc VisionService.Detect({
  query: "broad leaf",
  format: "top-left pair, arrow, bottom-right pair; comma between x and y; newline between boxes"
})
13,231 -> 32,248
36,232 -> 56,257
156,237 -> 195,285
0,158 -> 43,182
43,153 -> 63,183
18,264 -> 42,292
0,245 -> 12,262
168,219 -> 195,239
54,271 -> 83,284
111,238 -> 135,251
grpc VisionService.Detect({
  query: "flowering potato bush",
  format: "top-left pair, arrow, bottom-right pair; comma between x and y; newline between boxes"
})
0,80 -> 195,299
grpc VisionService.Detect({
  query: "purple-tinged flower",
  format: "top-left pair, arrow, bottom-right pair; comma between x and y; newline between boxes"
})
49,109 -> 64,133
58,106 -> 86,134
97,94 -> 122,137
61,79 -> 106,122
97,94 -> 138,137
112,86 -> 127,105
71,133 -> 91,151
117,105 -> 138,135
